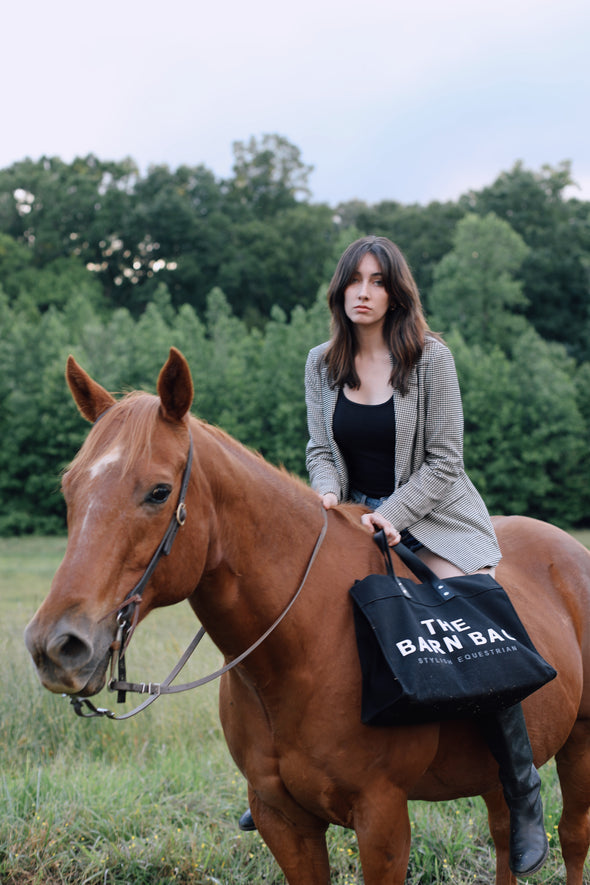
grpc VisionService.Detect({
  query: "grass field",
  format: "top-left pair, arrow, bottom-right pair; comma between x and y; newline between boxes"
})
1,533 -> 589,884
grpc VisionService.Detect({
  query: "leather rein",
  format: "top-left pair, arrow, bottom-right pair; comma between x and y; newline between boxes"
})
69,431 -> 328,721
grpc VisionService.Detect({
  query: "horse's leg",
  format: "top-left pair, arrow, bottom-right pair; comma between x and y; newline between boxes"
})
483,789 -> 516,885
220,673 -> 331,883
251,793 -> 331,885
556,719 -> 590,885
353,786 -> 412,884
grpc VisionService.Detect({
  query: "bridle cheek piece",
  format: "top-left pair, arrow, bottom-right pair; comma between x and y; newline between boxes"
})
111,432 -> 193,692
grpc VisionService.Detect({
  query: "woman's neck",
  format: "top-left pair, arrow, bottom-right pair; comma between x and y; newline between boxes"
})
355,323 -> 389,353
347,328 -> 393,404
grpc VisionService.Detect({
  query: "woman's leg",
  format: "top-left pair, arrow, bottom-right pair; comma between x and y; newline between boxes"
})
416,549 -> 546,875
478,705 -> 548,876
415,548 -> 496,579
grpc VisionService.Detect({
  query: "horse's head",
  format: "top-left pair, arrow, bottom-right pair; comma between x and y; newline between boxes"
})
24,348 -> 209,697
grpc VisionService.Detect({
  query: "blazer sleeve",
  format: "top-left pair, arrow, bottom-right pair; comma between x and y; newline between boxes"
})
377,342 -> 465,529
304,347 -> 345,500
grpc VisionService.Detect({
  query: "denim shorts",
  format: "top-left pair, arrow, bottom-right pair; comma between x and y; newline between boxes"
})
350,489 -> 424,553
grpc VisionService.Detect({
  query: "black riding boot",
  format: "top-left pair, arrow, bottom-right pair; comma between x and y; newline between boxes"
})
479,703 -> 548,877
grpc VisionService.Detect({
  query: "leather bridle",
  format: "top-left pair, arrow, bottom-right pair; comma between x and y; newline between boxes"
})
69,431 -> 328,721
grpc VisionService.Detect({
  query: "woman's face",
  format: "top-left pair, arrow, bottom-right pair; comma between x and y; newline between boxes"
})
343,252 -> 390,330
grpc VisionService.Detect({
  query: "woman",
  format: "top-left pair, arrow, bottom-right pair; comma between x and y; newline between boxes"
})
305,235 -> 499,576
304,235 -> 547,877
241,236 -> 548,877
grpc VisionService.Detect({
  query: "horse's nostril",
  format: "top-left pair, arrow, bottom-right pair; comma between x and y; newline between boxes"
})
48,631 -> 93,668
59,633 -> 92,662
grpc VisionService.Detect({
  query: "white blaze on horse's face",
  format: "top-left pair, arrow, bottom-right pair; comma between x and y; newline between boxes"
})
72,445 -> 122,534
89,446 -> 122,480
78,446 -> 123,536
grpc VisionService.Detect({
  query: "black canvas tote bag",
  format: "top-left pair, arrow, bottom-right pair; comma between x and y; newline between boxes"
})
350,532 -> 557,726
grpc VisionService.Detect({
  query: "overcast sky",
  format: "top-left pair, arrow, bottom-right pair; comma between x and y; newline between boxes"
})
3,0 -> 589,206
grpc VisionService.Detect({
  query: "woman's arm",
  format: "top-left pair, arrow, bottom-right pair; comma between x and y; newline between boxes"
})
304,348 -> 344,502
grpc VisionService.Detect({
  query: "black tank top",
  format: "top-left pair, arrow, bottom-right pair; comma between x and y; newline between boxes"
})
332,389 -> 395,498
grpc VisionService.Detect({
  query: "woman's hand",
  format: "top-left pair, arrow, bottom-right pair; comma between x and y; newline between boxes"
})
361,511 -> 401,546
318,492 -> 339,510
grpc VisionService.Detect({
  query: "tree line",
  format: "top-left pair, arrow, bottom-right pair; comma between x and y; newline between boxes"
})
0,136 -> 589,534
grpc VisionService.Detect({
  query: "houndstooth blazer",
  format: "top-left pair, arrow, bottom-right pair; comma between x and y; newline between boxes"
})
305,336 -> 501,573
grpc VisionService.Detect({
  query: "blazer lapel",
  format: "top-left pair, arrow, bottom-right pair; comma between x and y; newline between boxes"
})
319,369 -> 348,499
320,365 -> 339,424
393,370 -> 418,486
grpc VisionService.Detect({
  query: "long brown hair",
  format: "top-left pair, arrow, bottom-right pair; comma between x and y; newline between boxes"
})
323,236 -> 437,396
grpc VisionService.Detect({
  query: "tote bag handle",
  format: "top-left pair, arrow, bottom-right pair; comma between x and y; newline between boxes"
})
373,530 -> 467,605
373,529 -> 442,585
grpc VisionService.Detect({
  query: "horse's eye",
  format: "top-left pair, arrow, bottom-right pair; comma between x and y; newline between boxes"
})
146,484 -> 172,505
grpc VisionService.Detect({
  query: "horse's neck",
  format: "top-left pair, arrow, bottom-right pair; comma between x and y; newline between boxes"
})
190,421 -> 327,661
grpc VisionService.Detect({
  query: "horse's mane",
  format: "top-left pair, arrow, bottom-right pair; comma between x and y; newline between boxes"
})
194,417 -> 316,500
197,419 -> 367,530
66,393 -> 309,497
65,391 -> 368,532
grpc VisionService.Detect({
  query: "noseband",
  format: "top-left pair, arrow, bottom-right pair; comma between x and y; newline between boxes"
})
70,430 -> 329,721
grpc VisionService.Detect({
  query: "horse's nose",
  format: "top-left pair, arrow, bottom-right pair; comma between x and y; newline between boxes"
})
24,618 -> 94,673
24,610 -> 113,696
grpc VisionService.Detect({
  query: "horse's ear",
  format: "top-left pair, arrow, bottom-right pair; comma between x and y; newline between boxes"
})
66,355 -> 116,423
157,347 -> 194,423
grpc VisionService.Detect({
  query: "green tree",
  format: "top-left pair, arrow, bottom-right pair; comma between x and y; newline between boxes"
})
215,203 -> 337,322
0,155 -> 138,265
429,213 -> 530,350
451,329 -> 586,526
463,161 -> 590,360
254,289 -> 330,473
194,287 -> 263,443
0,233 -> 34,298
229,134 -> 313,218
0,302 -> 86,533
124,163 -> 231,314
573,360 -> 590,522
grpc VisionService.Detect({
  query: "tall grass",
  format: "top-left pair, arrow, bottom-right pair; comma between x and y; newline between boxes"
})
1,535 -> 587,884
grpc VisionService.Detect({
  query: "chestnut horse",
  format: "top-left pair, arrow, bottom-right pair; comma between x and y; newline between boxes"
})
25,348 -> 590,885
